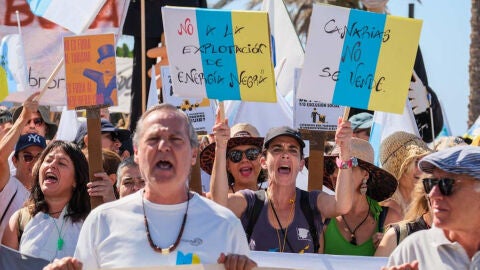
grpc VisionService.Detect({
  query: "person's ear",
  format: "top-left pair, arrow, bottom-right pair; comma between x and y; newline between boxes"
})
299,159 -> 305,172
191,147 -> 198,166
83,135 -> 89,146
260,155 -> 267,170
12,155 -> 19,168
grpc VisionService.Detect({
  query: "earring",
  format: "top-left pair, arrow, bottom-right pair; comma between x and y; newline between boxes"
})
360,178 -> 368,195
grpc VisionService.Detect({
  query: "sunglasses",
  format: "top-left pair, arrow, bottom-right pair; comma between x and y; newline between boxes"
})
20,153 -> 41,163
227,148 -> 261,163
27,118 -> 44,127
423,178 -> 455,196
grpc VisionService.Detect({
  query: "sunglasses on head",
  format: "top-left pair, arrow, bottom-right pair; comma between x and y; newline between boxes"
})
227,148 -> 261,163
423,178 -> 455,196
27,118 -> 44,127
20,153 -> 41,163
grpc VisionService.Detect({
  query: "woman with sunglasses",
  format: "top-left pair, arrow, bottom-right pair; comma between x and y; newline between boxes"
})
375,178 -> 432,256
379,131 -> 432,218
200,117 -> 266,200
2,141 -> 90,262
323,138 -> 401,256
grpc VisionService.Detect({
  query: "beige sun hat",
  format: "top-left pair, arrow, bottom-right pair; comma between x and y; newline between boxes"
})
379,131 -> 432,180
200,123 -> 264,175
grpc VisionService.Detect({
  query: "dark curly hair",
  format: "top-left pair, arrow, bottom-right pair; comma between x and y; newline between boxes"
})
26,141 -> 90,222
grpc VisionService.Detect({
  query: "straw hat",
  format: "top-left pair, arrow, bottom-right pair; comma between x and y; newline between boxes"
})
200,123 -> 264,175
379,131 -> 431,180
323,138 -> 397,202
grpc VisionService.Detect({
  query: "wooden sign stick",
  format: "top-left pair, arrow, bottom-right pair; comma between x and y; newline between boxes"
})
299,129 -> 326,191
33,58 -> 64,102
86,107 -> 105,209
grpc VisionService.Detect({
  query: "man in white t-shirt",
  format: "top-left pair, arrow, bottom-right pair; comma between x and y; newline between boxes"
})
45,104 -> 256,270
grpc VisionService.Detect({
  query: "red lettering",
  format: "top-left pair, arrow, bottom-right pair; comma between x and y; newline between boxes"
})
4,0 -> 34,26
89,0 -> 119,29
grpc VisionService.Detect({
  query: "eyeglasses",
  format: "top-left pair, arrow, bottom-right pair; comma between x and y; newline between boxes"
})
26,118 -> 44,127
20,153 -> 41,163
423,178 -> 455,196
122,177 -> 145,189
227,148 -> 261,163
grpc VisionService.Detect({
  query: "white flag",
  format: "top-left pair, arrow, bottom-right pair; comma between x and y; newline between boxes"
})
370,99 -> 420,165
27,0 -> 107,34
0,34 -> 29,99
146,65 -> 159,110
262,0 -> 304,96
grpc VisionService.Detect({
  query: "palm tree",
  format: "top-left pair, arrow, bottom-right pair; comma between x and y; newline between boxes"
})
469,0 -> 480,127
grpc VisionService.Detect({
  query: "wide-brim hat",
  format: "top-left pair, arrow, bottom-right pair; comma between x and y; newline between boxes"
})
13,106 -> 58,140
308,138 -> 397,202
379,131 -> 431,180
200,123 -> 263,175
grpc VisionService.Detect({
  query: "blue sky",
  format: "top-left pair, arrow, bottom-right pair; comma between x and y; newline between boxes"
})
388,0 -> 470,136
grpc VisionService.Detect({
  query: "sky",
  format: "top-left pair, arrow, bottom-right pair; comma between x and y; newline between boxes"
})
119,0 -> 471,136
387,1 -> 470,136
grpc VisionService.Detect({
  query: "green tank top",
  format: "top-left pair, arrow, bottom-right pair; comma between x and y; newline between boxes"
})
324,197 -> 384,256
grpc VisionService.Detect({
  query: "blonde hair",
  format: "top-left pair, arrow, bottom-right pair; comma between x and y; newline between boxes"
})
402,179 -> 429,223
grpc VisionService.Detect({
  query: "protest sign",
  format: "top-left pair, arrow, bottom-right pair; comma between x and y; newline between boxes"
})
0,0 -> 129,106
162,7 -> 276,102
161,66 -> 215,134
64,34 -> 117,109
297,4 -> 422,114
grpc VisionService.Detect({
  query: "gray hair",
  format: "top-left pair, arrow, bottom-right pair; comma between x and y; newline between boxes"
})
116,156 -> 138,187
132,103 -> 198,149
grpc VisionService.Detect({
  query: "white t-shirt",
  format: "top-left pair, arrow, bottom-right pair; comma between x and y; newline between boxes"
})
20,208 -> 83,262
75,190 -> 249,270
0,176 -> 30,240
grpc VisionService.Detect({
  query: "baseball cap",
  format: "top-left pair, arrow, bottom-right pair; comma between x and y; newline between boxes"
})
14,133 -> 47,155
263,126 -> 305,150
349,112 -> 373,131
75,119 -> 131,145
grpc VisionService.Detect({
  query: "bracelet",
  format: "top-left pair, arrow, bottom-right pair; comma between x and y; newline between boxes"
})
336,157 -> 358,169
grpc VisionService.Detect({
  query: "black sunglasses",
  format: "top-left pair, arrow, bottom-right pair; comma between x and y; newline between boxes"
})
27,118 -> 44,127
21,153 -> 40,163
423,178 -> 455,196
227,148 -> 261,163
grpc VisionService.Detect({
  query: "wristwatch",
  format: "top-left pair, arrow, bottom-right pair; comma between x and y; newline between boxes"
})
336,157 -> 358,169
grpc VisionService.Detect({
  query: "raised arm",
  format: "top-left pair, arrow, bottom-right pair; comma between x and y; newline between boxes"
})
0,92 -> 40,191
209,112 -> 230,207
317,117 -> 354,218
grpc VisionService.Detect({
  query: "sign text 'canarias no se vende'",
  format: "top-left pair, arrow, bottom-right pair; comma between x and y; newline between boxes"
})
297,4 -> 422,114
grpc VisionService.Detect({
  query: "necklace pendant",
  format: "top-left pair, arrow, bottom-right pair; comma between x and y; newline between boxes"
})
57,238 -> 64,250
161,248 -> 170,255
350,236 -> 357,246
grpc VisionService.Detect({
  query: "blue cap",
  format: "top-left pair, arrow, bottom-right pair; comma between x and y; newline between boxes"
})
419,145 -> 480,180
349,112 -> 373,131
14,133 -> 47,155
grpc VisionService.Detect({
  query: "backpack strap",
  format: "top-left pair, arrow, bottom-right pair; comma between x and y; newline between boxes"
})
0,188 -> 17,225
245,190 -> 266,242
299,190 -> 319,253
17,207 -> 32,243
398,223 -> 409,244
377,206 -> 389,233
